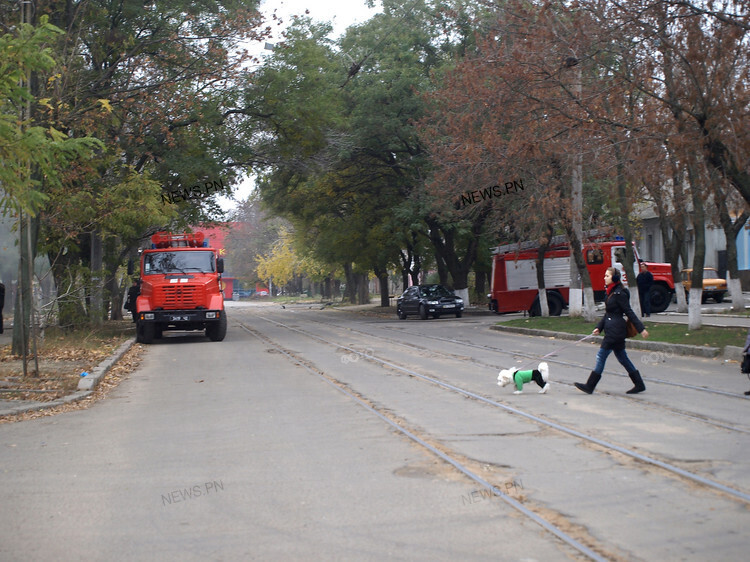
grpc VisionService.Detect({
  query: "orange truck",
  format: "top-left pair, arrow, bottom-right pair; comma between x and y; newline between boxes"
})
135,232 -> 227,343
488,239 -> 675,315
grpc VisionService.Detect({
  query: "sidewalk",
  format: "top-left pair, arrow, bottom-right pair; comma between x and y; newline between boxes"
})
0,323 -> 135,418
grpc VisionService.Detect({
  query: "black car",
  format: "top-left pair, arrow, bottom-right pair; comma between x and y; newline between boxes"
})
397,284 -> 465,320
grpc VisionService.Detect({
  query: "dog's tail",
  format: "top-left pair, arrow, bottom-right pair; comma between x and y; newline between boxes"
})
538,362 -> 549,382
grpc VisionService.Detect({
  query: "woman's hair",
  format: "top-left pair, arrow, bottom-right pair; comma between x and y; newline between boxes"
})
607,266 -> 621,283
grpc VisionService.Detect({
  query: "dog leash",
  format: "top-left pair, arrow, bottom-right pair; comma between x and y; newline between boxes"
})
515,332 -> 596,371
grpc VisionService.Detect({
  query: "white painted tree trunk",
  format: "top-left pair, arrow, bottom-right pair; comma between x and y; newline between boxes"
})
455,287 -> 469,305
728,274 -> 744,312
568,288 -> 583,317
688,287 -> 703,330
583,287 -> 597,321
538,288 -> 549,316
630,285 -> 642,317
674,282 -> 688,313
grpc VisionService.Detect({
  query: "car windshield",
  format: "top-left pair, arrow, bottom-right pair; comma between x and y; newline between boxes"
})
143,251 -> 214,274
421,285 -> 453,298
704,270 -> 719,279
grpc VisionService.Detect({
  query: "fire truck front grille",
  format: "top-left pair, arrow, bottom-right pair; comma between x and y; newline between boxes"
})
156,285 -> 202,309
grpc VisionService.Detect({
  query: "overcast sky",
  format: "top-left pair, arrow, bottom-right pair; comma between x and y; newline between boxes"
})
260,0 -> 382,39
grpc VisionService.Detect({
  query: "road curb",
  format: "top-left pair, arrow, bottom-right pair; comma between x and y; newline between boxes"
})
489,325 -> 724,358
0,337 -> 136,418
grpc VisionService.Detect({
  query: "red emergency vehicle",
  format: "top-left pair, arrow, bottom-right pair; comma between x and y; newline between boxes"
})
135,231 -> 227,343
488,239 -> 674,315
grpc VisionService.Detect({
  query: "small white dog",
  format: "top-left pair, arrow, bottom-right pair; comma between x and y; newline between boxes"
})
498,362 -> 550,395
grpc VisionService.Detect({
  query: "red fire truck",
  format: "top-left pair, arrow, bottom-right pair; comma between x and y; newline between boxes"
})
135,231 -> 227,343
488,239 -> 674,315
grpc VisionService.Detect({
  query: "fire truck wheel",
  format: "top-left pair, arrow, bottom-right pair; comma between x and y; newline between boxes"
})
137,321 -> 154,344
419,304 -> 428,320
530,292 -> 564,316
207,312 -> 227,341
649,284 -> 671,313
547,292 -> 564,316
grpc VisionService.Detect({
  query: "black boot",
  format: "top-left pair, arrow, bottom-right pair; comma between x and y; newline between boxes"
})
626,370 -> 646,394
575,372 -> 601,394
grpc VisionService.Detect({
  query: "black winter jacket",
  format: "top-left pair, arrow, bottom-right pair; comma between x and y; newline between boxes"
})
596,283 -> 645,350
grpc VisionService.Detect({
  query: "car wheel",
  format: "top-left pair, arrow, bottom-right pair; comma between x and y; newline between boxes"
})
456,310 -> 463,318
397,307 -> 407,320
419,304 -> 428,320
714,292 -> 725,303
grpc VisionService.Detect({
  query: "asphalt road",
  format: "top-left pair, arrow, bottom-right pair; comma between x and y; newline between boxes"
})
2,301 -> 749,561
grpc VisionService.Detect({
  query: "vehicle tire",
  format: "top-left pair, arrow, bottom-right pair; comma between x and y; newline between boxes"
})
529,291 -> 562,316
433,313 -> 441,319
529,300 -> 541,317
206,312 -> 227,341
155,324 -> 164,339
547,291 -> 564,316
649,284 -> 671,313
701,293 -> 708,304
419,304 -> 428,320
397,307 -> 407,320
456,310 -> 463,318
714,292 -> 725,303
138,321 -> 154,344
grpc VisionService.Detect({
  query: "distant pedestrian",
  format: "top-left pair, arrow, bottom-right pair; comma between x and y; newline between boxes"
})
636,262 -> 654,317
124,279 -> 140,322
742,329 -> 750,396
575,267 -> 649,395
0,280 -> 5,334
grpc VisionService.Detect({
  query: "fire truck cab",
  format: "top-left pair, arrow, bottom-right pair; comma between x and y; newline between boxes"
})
135,231 -> 227,343
488,239 -> 674,316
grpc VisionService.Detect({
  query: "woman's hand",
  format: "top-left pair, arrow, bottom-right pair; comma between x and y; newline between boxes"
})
592,328 -> 600,336
640,329 -> 649,339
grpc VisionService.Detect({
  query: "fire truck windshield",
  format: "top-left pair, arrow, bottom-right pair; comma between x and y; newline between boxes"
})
143,251 -> 215,275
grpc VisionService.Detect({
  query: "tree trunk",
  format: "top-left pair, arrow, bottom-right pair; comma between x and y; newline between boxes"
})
12,213 -> 40,369
356,272 -> 370,305
343,263 -> 356,303
565,225 -> 597,321
714,193 -> 747,312
374,267 -> 389,307
535,238 -> 550,317
688,165 -> 706,331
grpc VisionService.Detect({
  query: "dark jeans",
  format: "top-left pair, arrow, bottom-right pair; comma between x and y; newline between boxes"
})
593,346 -> 638,375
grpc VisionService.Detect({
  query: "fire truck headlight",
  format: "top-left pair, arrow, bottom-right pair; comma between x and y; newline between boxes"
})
144,313 -> 154,320
206,312 -> 217,319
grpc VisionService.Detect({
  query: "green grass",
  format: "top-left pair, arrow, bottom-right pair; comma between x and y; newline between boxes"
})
500,316 -> 747,349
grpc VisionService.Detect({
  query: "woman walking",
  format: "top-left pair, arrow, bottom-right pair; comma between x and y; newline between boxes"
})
575,267 -> 649,394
